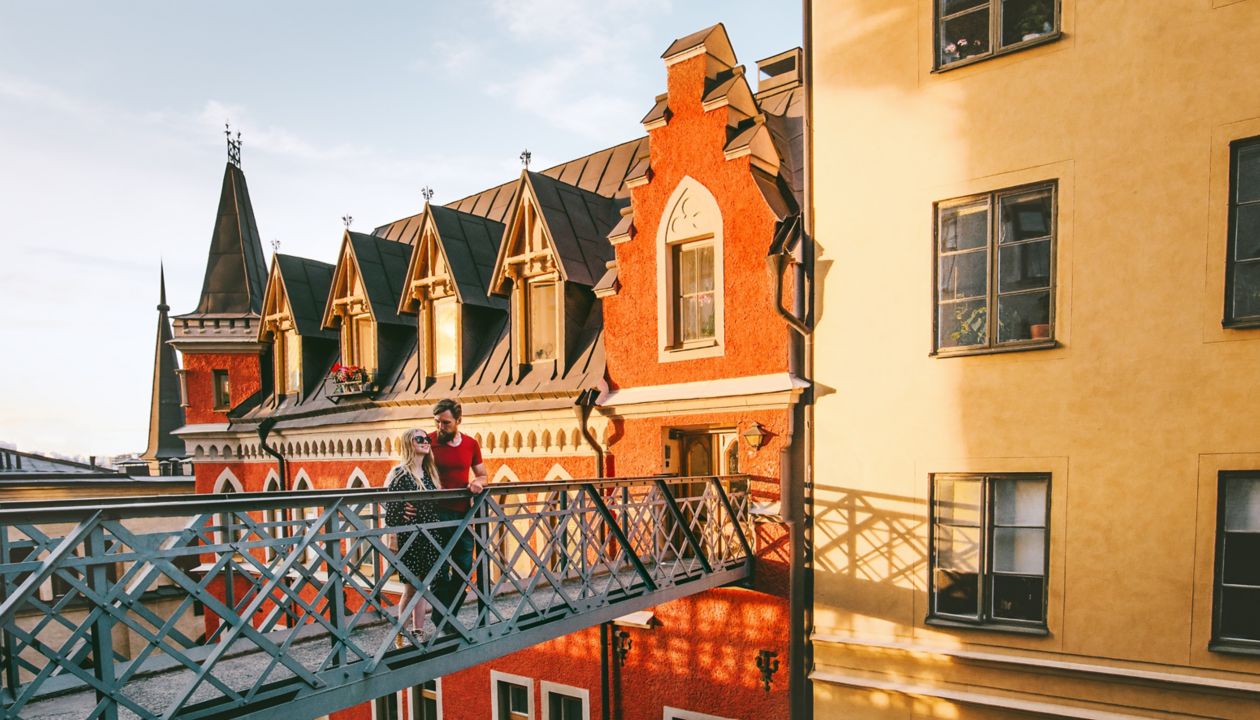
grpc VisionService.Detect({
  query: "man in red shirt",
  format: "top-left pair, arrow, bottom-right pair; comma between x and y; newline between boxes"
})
429,398 -> 487,628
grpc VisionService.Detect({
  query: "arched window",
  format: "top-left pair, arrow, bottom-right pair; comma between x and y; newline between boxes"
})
657,176 -> 725,361
346,469 -> 377,577
293,473 -> 320,566
263,471 -> 284,563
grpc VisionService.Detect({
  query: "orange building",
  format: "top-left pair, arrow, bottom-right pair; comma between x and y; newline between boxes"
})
170,24 -> 809,720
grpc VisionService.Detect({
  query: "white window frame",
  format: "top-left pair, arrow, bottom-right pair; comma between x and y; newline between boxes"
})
540,680 -> 589,720
408,677 -> 443,720
371,691 -> 404,720
662,708 -> 736,720
656,176 -> 724,363
490,670 -> 535,720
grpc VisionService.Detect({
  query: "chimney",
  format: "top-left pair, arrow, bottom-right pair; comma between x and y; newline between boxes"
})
89,455 -> 96,467
756,48 -> 802,94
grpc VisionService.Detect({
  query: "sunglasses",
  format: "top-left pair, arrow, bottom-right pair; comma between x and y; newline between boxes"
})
412,434 -> 431,445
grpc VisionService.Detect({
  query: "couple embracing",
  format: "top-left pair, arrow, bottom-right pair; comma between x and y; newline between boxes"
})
384,398 -> 486,643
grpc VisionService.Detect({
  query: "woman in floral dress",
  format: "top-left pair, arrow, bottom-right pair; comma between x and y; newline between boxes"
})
384,428 -> 446,642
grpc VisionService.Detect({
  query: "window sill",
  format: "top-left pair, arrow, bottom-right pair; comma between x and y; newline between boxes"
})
931,339 -> 1058,358
933,31 -> 1063,74
1209,640 -> 1260,657
1221,318 -> 1260,330
926,616 -> 1050,636
665,339 -> 718,352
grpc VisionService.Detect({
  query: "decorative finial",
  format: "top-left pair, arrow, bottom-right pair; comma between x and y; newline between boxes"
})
224,121 -> 242,168
271,238 -> 282,253
520,148 -> 531,169
341,214 -> 354,229
421,186 -> 434,202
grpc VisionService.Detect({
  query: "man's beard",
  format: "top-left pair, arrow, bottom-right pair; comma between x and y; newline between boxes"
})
436,429 -> 455,443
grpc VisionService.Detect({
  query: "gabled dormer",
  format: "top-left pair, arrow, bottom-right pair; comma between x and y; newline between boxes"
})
490,171 -> 621,369
398,203 -> 505,382
258,254 -> 336,398
321,231 -> 412,392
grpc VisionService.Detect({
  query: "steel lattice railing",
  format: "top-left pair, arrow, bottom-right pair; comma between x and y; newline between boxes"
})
0,475 -> 753,720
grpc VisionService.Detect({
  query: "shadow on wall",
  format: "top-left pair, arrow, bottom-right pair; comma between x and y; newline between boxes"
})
813,486 -> 927,627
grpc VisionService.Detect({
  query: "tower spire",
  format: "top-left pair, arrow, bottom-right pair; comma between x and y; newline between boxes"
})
141,264 -> 186,471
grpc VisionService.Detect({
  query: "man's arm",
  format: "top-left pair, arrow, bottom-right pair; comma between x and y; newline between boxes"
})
467,462 -> 488,493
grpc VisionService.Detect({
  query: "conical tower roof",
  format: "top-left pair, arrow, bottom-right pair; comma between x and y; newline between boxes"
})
141,265 -> 186,463
193,162 -> 268,315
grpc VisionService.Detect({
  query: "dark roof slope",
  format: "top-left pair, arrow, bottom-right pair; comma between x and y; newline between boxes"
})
376,206 -> 507,311
348,232 -> 411,327
275,254 -> 337,339
526,171 -> 623,287
192,163 -> 268,315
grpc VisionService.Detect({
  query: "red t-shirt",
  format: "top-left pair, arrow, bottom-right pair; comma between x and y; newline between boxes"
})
431,433 -> 483,512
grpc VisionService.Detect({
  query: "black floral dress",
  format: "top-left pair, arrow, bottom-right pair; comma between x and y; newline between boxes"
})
384,465 -> 446,584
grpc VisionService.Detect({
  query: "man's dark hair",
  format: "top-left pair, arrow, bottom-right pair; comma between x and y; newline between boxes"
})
433,398 -> 462,419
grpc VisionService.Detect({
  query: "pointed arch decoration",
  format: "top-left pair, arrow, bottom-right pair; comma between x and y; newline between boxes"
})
346,467 -> 371,489
213,468 -> 243,494
263,469 -> 281,492
543,463 -> 573,482
492,465 -> 521,484
292,469 -> 314,491
541,430 -> 552,451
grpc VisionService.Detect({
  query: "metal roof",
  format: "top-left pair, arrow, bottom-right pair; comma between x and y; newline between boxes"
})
190,163 -> 268,316
274,254 -> 338,339
141,266 -> 186,462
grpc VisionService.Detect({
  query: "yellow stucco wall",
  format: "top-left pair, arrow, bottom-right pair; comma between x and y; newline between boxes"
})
810,0 -> 1260,716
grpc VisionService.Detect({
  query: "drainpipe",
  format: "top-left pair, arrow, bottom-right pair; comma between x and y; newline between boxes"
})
257,417 -> 287,490
576,387 -> 613,720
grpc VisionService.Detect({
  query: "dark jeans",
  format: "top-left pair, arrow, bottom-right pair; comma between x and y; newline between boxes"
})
432,508 -> 476,627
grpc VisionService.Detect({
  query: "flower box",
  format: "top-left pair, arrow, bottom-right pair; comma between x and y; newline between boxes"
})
327,363 -> 373,402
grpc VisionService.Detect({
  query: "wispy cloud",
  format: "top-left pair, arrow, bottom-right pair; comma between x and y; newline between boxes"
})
195,100 -> 371,162
0,72 -> 94,116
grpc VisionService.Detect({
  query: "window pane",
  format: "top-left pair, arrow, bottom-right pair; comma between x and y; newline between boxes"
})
991,574 -> 1044,622
936,526 -> 981,571
285,332 -> 301,392
939,249 -> 988,301
934,569 -> 979,617
941,8 -> 991,64
998,240 -> 1051,294
940,202 -> 989,252
935,478 -> 983,525
943,0 -> 987,14
1220,586 -> 1260,641
679,247 -> 697,294
698,245 -> 714,291
510,684 -> 528,713
1234,204 -> 1260,261
1000,0 -> 1056,47
1000,189 -> 1053,244
993,477 -> 1047,526
1231,261 -> 1260,320
996,290 -> 1051,343
938,299 -> 987,349
992,527 -> 1045,574
1238,143 -> 1260,204
1225,477 -> 1260,531
434,297 -> 457,375
529,282 -> 556,361
1223,533 -> 1260,586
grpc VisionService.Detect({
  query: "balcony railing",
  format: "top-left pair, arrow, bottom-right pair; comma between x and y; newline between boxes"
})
0,475 -> 752,720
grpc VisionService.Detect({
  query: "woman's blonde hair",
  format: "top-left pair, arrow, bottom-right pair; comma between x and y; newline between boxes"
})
398,428 -> 440,486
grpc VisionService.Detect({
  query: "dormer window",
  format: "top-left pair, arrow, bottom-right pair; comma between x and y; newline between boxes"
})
324,238 -> 379,377
526,279 -> 558,361
431,296 -> 458,375
403,220 -> 463,379
262,287 -> 302,395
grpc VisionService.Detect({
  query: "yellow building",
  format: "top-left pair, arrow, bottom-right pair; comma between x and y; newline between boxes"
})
809,1 -> 1260,717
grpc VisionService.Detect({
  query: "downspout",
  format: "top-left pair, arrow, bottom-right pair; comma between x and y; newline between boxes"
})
257,417 -> 287,490
797,2 -> 817,717
575,387 -> 612,720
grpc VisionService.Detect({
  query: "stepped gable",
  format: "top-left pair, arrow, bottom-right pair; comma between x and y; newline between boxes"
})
190,162 -> 268,316
273,254 -> 338,340
141,266 -> 186,463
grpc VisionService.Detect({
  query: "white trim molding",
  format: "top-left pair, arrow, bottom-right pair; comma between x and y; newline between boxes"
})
540,680 -> 589,720
490,670 -> 535,720
212,468 -> 243,494
656,176 -> 725,363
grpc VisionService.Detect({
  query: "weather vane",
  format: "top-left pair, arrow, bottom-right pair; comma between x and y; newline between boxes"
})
341,214 -> 354,229
520,148 -> 531,169
224,121 -> 243,168
271,238 -> 282,252
421,186 -> 434,202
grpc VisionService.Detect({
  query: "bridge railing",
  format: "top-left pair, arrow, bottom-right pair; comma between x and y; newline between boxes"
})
0,474 -> 752,720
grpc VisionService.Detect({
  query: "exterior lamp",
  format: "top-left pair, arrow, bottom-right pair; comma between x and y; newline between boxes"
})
742,423 -> 769,450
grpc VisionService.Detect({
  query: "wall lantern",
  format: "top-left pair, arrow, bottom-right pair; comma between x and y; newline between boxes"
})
742,423 -> 769,450
613,629 -> 632,665
755,649 -> 779,692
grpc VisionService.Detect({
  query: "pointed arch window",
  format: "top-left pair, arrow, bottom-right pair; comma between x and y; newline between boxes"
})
657,177 -> 725,361
328,249 -> 378,375
406,222 -> 463,379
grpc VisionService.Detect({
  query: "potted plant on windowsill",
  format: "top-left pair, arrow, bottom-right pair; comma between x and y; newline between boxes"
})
328,362 -> 372,401
942,37 -> 984,65
1016,1 -> 1053,42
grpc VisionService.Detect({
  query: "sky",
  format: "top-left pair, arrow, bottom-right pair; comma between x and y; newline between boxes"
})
0,1 -> 801,460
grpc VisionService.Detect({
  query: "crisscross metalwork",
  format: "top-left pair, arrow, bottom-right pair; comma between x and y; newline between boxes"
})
0,474 -> 752,719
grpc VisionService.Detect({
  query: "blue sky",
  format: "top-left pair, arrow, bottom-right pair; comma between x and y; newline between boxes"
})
0,1 -> 801,459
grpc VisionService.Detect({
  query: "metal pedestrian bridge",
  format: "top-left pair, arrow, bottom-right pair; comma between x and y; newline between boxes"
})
0,475 -> 753,719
